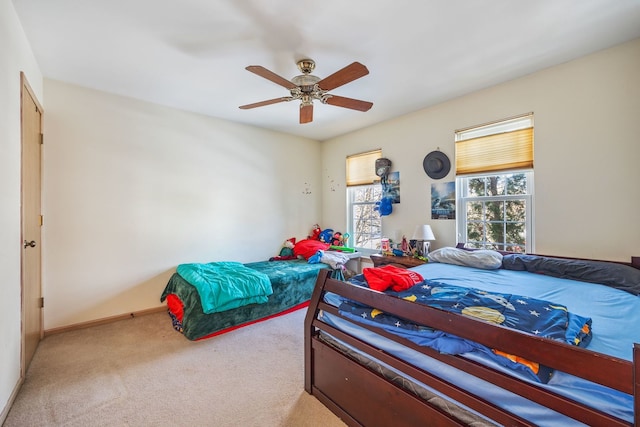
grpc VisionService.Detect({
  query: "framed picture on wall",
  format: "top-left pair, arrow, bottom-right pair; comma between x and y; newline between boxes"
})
431,181 -> 456,220
386,171 -> 400,203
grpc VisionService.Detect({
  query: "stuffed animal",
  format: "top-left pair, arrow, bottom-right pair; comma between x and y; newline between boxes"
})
281,237 -> 296,254
270,237 -> 297,261
319,229 -> 334,243
308,224 -> 321,240
374,196 -> 393,216
331,232 -> 343,246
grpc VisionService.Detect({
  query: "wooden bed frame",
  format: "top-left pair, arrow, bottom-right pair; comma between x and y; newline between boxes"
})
304,256 -> 640,427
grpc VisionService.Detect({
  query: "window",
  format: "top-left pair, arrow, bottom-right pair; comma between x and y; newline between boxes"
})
455,114 -> 534,253
347,185 -> 382,250
346,150 -> 382,251
457,172 -> 533,252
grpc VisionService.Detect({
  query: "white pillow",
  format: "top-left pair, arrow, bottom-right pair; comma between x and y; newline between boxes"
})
428,247 -> 503,270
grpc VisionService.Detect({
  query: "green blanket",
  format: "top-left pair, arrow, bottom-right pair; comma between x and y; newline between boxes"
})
161,260 -> 330,340
176,262 -> 273,314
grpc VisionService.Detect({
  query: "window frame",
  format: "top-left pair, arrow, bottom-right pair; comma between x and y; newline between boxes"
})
456,171 -> 534,253
346,183 -> 382,254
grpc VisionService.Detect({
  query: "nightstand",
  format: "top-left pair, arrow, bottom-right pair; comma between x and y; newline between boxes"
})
370,254 -> 426,269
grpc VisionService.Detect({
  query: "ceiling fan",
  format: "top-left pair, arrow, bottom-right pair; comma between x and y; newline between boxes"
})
239,59 -> 373,124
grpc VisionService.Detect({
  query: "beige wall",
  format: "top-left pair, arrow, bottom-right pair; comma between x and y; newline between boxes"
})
322,38 -> 640,262
0,0 -> 43,417
42,80 -> 322,329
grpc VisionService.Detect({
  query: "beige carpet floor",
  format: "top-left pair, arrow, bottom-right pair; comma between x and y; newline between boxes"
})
4,309 -> 346,427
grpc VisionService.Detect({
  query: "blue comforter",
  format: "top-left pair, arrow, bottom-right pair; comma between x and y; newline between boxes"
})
177,262 -> 273,314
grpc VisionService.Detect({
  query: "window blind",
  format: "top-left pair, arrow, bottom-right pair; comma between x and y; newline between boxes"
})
455,115 -> 533,175
346,149 -> 382,186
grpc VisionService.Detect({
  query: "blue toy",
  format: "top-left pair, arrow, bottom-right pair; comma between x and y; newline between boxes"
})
374,197 -> 393,216
318,228 -> 334,243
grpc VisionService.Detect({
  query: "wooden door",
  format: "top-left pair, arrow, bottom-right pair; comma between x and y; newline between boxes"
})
20,73 -> 43,374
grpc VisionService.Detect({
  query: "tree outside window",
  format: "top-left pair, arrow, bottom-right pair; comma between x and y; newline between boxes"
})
347,184 -> 382,250
459,172 -> 531,252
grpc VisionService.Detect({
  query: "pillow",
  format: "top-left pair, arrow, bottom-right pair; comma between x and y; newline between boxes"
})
427,247 -> 503,270
502,254 -> 640,295
292,239 -> 330,260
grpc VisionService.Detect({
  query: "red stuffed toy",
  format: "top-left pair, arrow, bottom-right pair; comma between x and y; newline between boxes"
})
308,224 -> 321,240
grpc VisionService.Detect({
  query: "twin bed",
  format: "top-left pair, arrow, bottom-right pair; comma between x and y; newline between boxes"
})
161,259 -> 329,341
304,248 -> 640,426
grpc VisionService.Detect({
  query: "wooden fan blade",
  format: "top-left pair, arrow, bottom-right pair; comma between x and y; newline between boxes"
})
300,104 -> 313,124
239,97 -> 291,109
325,95 -> 373,112
245,65 -> 297,90
317,62 -> 369,91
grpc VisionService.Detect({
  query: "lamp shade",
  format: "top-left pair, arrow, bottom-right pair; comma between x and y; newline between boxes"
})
412,224 -> 435,241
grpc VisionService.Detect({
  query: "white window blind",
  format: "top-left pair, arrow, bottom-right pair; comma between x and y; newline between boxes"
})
346,149 -> 382,186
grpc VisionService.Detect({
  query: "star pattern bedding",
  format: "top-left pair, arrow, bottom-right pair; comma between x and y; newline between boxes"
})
339,276 -> 592,382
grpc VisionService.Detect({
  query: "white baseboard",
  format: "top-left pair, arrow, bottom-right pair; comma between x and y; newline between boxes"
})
1,376 -> 23,425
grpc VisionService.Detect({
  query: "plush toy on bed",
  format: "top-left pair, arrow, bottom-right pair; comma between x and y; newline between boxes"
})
308,224 -> 322,240
281,238 -> 296,255
269,238 -> 298,261
318,228 -> 334,243
331,232 -> 344,246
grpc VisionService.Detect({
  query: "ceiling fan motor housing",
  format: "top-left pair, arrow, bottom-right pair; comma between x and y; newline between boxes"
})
291,74 -> 321,92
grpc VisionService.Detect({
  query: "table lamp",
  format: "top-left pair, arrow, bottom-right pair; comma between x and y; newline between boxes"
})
412,224 -> 435,256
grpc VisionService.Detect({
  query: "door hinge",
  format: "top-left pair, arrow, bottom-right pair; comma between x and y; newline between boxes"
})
40,133 -> 44,145
39,297 -> 44,308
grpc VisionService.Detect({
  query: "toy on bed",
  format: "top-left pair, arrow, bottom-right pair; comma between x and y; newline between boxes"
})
304,247 -> 640,426
308,224 -> 322,240
269,237 -> 298,261
307,225 -> 346,245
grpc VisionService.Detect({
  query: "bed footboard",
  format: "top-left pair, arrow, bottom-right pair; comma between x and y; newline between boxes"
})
304,269 -> 640,427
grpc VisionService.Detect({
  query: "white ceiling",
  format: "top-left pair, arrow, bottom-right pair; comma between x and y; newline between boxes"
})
12,0 -> 640,141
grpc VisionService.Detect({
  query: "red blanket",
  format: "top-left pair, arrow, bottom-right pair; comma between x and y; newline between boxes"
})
363,265 -> 424,292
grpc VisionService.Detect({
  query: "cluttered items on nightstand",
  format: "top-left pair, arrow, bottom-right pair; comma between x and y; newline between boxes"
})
380,234 -> 425,261
380,224 -> 436,262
